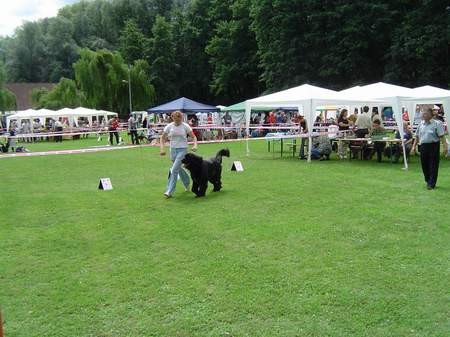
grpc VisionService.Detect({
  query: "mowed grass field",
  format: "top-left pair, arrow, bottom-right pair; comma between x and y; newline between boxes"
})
1,140 -> 450,337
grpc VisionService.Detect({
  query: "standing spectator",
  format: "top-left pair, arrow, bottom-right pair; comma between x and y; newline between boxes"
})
298,115 -> 308,160
128,114 -> 139,145
160,110 -> 198,198
355,106 -> 372,137
108,116 -> 120,145
54,118 -> 63,142
370,119 -> 386,163
22,120 -> 32,143
412,108 -> 448,190
8,121 -> 18,152
432,106 -> 443,121
337,109 -> 350,159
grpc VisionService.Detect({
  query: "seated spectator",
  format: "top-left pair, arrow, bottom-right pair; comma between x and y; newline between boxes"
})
251,126 -> 263,138
348,109 -> 358,126
311,132 -> 332,161
370,119 -> 386,162
223,112 -> 232,126
268,111 -> 276,125
389,122 -> 413,163
147,124 -> 159,143
372,108 -> 383,126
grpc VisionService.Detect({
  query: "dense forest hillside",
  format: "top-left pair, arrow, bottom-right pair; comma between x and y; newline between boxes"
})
0,0 -> 448,113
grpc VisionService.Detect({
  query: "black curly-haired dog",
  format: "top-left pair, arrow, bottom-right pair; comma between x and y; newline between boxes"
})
182,148 -> 230,197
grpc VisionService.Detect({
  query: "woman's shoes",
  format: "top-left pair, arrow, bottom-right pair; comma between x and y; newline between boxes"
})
163,192 -> 172,198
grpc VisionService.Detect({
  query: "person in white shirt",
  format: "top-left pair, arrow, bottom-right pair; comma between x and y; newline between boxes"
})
355,106 -> 372,137
160,110 -> 198,198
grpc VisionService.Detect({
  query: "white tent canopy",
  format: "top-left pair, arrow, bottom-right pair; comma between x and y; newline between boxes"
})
340,82 -> 450,124
6,107 -> 118,130
339,82 -> 422,169
345,82 -> 414,98
402,85 -> 450,124
245,84 -> 387,162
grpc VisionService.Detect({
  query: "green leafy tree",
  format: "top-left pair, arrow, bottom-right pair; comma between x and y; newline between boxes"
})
206,0 -> 261,103
0,89 -> 16,112
74,48 -> 154,117
59,0 -> 118,49
129,59 -> 157,110
385,0 -> 450,88
170,0 -> 222,102
8,21 -> 47,82
119,19 -> 147,64
32,78 -> 85,109
250,0 -> 310,91
46,17 -> 80,82
303,0 -> 393,89
148,15 -> 177,103
74,48 -> 128,112
0,62 -> 17,111
31,87 -> 50,108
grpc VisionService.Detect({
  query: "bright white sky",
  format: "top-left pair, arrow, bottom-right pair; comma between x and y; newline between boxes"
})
0,0 -> 80,37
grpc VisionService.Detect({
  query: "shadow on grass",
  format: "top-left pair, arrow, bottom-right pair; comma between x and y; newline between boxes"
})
166,189 -> 231,204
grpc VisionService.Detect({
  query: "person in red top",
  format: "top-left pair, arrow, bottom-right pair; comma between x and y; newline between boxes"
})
402,110 -> 409,121
268,111 -> 276,125
207,113 -> 213,124
108,116 -> 120,145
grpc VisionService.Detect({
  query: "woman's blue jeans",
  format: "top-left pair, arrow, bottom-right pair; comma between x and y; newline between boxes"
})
166,147 -> 190,195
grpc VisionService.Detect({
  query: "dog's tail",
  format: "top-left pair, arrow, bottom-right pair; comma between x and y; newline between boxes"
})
215,148 -> 230,163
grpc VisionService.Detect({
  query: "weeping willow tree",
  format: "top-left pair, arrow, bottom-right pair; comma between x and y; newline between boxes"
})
74,48 -> 155,117
0,88 -> 16,112
0,62 -> 16,112
32,78 -> 85,109
129,59 -> 156,111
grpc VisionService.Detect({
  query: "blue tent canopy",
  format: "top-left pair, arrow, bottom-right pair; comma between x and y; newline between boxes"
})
147,97 -> 219,114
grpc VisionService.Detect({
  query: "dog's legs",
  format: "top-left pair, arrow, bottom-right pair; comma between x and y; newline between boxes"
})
192,181 -> 200,196
197,181 -> 207,197
212,179 -> 221,192
212,167 -> 222,192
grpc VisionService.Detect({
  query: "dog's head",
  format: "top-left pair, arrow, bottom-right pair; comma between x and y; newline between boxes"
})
181,152 -> 203,170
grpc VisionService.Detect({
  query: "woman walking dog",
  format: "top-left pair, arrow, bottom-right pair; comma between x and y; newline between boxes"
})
160,110 -> 198,198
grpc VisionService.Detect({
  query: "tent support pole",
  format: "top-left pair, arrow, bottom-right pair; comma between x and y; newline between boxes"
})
401,139 -> 408,170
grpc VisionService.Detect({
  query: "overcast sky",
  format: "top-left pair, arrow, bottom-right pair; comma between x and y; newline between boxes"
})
0,0 -> 80,37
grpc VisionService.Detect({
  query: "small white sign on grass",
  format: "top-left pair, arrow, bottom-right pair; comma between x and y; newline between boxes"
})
231,161 -> 244,172
98,178 -> 113,190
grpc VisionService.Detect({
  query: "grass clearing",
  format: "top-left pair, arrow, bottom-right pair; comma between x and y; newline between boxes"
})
1,140 -> 449,337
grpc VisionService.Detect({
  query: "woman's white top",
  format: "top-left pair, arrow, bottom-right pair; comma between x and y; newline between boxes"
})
163,122 -> 192,148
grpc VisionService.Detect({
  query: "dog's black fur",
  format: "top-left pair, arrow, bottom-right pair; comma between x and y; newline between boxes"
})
182,148 -> 230,197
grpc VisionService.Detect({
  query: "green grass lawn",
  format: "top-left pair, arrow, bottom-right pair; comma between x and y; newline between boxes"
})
1,140 -> 450,337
